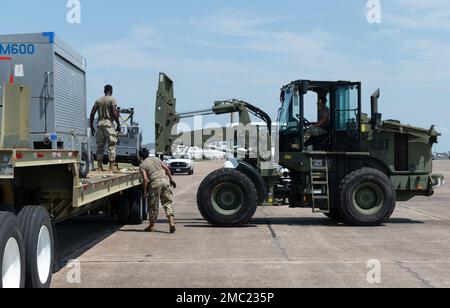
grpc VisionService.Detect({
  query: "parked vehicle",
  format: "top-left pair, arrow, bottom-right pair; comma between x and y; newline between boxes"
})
166,153 -> 195,175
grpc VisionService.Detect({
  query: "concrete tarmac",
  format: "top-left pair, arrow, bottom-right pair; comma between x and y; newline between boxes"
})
52,160 -> 450,288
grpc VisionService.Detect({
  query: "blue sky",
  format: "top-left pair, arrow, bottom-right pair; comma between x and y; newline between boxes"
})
1,0 -> 450,151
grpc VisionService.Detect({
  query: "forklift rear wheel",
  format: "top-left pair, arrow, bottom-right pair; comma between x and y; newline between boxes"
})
339,168 -> 396,226
197,169 -> 257,226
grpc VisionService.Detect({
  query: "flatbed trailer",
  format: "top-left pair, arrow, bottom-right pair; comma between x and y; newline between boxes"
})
0,148 -> 146,288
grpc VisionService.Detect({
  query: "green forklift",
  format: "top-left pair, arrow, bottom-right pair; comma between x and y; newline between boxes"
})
155,73 -> 444,226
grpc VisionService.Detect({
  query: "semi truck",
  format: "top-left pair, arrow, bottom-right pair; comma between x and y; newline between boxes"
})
0,34 -> 148,288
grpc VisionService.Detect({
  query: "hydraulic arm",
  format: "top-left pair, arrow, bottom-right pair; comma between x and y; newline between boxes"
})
155,73 -> 272,157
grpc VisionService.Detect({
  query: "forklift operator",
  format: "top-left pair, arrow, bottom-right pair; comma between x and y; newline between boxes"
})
90,85 -> 121,172
305,97 -> 329,138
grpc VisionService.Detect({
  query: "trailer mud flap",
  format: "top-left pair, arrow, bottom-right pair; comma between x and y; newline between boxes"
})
0,150 -> 14,179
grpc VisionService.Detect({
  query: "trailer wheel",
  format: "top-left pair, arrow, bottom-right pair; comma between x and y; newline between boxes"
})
128,189 -> 144,225
116,193 -> 130,225
339,168 -> 396,226
0,212 -> 25,289
17,206 -> 54,288
79,151 -> 90,179
197,169 -> 258,226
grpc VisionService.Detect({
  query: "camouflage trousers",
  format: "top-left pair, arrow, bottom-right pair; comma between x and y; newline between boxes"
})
147,179 -> 174,222
97,120 -> 118,162
305,126 -> 327,137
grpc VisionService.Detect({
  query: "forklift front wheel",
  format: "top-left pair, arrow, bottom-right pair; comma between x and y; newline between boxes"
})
197,169 -> 258,226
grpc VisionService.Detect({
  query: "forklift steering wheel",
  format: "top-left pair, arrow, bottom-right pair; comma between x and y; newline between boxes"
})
303,118 -> 312,127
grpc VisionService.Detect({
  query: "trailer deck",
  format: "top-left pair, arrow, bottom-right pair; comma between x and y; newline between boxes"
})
0,148 -> 142,217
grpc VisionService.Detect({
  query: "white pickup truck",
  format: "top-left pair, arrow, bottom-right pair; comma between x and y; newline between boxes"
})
165,154 -> 195,175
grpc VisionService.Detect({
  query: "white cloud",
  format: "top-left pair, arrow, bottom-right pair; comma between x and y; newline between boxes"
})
189,11 -> 336,59
189,11 -> 284,37
385,0 -> 450,31
438,127 -> 450,135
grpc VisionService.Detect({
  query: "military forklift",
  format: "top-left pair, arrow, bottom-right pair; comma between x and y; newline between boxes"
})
155,73 -> 444,226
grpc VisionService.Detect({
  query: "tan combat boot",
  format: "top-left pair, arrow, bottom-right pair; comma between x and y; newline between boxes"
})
97,155 -> 104,171
145,221 -> 155,233
169,216 -> 176,234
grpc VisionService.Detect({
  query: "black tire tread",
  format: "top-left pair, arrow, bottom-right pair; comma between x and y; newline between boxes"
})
116,192 -> 130,225
128,188 -> 143,225
17,206 -> 54,288
79,151 -> 90,179
0,211 -> 26,288
338,167 -> 396,226
197,168 -> 258,226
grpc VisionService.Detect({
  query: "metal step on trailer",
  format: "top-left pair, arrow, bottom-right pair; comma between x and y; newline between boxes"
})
310,157 -> 330,214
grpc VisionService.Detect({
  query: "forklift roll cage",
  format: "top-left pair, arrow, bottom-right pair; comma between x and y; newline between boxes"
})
279,80 -> 362,152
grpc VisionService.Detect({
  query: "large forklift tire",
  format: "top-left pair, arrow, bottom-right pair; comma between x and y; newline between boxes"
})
128,188 -> 144,225
197,169 -> 258,226
0,212 -> 26,289
338,168 -> 396,226
17,206 -> 54,288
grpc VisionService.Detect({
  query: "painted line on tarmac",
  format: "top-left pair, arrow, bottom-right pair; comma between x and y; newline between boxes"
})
398,205 -> 450,223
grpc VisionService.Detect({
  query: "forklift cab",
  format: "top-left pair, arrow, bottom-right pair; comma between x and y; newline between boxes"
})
278,80 -> 362,153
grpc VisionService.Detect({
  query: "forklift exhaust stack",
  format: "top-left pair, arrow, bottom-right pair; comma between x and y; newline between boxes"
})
371,88 -> 382,130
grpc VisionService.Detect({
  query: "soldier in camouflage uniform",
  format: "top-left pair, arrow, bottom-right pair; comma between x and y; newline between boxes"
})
138,148 -> 177,233
89,85 -> 121,171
